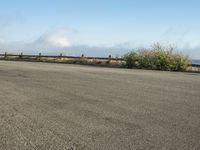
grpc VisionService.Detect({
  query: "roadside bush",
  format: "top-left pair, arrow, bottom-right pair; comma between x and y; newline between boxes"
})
123,51 -> 137,68
169,53 -> 190,71
137,49 -> 155,69
123,43 -> 191,71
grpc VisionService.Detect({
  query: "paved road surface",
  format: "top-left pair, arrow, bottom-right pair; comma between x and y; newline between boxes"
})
0,61 -> 200,150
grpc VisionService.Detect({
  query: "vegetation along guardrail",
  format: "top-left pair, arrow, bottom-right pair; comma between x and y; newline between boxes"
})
0,52 -> 123,61
0,52 -> 199,70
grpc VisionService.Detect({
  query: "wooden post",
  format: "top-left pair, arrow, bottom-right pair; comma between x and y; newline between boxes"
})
38,53 -> 42,60
4,52 -> 7,59
80,54 -> 85,64
60,53 -> 63,59
19,52 -> 23,59
108,55 -> 112,61
107,55 -> 112,64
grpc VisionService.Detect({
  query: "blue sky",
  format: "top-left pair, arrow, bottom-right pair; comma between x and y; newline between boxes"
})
0,0 -> 200,58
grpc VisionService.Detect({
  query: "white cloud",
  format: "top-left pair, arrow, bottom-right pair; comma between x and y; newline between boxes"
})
0,28 -> 72,54
34,29 -> 71,48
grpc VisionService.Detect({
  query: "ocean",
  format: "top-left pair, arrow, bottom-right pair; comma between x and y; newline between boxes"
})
192,60 -> 200,65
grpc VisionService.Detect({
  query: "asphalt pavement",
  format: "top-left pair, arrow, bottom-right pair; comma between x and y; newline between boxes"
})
0,61 -> 200,150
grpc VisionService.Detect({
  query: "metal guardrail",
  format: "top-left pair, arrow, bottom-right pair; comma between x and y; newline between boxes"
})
0,53 -> 123,61
0,53 -> 199,68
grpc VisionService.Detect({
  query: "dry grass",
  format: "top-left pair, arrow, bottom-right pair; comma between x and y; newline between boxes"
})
1,55 -> 124,67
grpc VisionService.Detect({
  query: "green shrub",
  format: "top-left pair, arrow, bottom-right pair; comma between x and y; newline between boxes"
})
123,51 -> 137,68
123,43 -> 191,71
169,53 -> 190,71
137,49 -> 154,69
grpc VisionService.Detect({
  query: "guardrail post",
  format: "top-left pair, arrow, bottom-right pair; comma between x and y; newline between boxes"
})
4,52 -> 7,59
37,53 -> 42,61
106,55 -> 112,64
108,55 -> 112,61
19,52 -> 23,59
80,54 -> 85,64
60,53 -> 63,59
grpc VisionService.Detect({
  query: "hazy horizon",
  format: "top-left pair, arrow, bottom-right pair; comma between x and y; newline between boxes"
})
0,0 -> 200,59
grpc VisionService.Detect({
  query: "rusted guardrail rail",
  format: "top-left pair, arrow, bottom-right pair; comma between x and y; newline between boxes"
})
0,53 -> 123,61
0,53 -> 199,70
